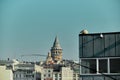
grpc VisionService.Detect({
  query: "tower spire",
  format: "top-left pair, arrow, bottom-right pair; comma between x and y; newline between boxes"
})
52,36 -> 62,49
51,36 -> 62,62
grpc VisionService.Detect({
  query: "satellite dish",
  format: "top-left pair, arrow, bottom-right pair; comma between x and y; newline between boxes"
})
80,29 -> 88,34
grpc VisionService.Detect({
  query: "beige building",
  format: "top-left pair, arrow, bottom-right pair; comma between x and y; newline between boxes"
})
61,67 -> 73,80
40,66 -> 78,80
0,65 -> 13,80
41,67 -> 53,80
13,63 -> 42,80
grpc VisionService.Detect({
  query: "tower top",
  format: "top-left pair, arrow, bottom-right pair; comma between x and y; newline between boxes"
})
52,36 -> 62,49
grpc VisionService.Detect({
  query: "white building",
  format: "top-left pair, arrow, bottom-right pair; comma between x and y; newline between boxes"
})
13,63 -> 42,80
40,66 -> 78,80
53,72 -> 62,80
0,65 -> 13,80
61,67 -> 73,80
41,67 -> 53,80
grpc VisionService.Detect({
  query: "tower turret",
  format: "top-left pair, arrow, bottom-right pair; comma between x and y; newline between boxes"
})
51,36 -> 62,62
46,51 -> 54,64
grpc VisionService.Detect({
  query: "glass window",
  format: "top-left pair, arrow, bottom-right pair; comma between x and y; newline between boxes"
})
19,74 -> 21,78
55,74 -> 57,77
73,74 -> 76,77
44,74 -> 46,77
110,58 -> 120,73
48,74 -> 51,77
48,70 -> 51,72
99,59 -> 107,73
55,78 -> 57,80
59,74 -> 61,77
81,59 -> 96,74
32,75 -> 34,78
16,74 -> 17,78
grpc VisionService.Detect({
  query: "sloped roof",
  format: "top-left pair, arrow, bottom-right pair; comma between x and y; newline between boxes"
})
52,36 -> 62,49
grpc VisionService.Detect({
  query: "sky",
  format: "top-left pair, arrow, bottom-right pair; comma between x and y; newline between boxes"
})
0,0 -> 120,61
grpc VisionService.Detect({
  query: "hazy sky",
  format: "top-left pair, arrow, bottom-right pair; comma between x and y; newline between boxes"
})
0,0 -> 120,61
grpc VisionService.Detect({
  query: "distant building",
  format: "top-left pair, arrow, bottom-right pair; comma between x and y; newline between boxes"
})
51,36 -> 63,63
13,63 -> 36,80
41,67 -> 53,80
0,36 -> 79,80
13,62 -> 43,80
45,36 -> 63,65
61,67 -> 73,80
0,65 -> 13,80
79,31 -> 120,80
41,66 -> 79,80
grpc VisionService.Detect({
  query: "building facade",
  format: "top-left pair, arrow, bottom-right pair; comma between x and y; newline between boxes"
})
0,65 -> 13,80
79,31 -> 120,80
13,63 -> 36,80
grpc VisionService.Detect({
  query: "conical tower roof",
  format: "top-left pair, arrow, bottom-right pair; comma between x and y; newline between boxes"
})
52,36 -> 62,49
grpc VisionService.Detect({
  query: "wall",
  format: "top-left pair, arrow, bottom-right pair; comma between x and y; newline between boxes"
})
0,65 -> 13,80
79,32 -> 120,58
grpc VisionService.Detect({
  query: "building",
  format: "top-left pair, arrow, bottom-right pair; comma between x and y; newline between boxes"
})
61,67 -> 73,80
13,63 -> 43,80
79,30 -> 120,80
0,36 -> 80,80
41,67 -> 53,80
42,66 -> 78,80
51,36 -> 63,63
13,63 -> 36,80
0,65 -> 13,80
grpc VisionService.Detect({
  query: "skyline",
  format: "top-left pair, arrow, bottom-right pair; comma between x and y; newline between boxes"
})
0,0 -> 120,61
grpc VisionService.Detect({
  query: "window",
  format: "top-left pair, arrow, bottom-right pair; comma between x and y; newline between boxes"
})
44,74 -> 46,77
27,70 -> 32,73
110,58 -> 120,73
19,74 -> 21,78
32,75 -> 34,78
73,74 -> 76,77
81,59 -> 96,74
48,70 -> 51,72
59,74 -> 61,77
55,74 -> 57,77
99,59 -> 107,73
48,74 -> 51,77
16,74 -> 18,78
80,58 -> 120,74
55,78 -> 57,80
